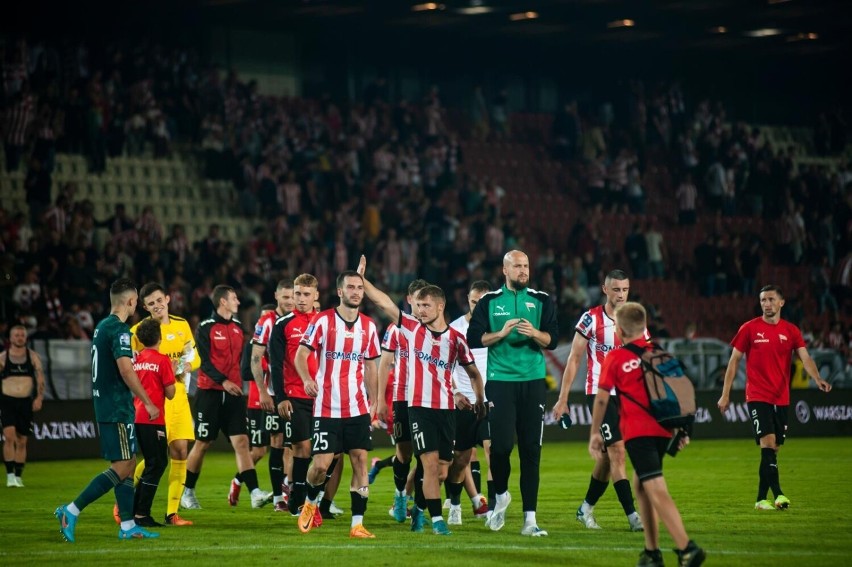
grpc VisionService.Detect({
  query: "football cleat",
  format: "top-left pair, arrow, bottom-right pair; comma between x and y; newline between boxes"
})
228,480 -> 241,507
164,513 -> 193,526
432,519 -> 452,535
520,524 -> 548,537
349,523 -> 376,538
55,505 -> 78,543
118,525 -> 160,539
180,488 -> 202,510
637,549 -> 665,567
472,496 -> 489,518
774,495 -> 790,510
298,502 -> 317,534
113,502 -> 121,524
576,505 -> 601,529
628,513 -> 645,532
675,541 -> 706,567
251,489 -> 273,509
410,506 -> 426,533
489,491 -> 511,532
754,499 -> 775,511
448,505 -> 462,525
368,457 -> 381,484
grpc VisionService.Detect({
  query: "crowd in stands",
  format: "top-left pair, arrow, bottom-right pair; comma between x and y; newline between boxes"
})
1,36 -> 851,365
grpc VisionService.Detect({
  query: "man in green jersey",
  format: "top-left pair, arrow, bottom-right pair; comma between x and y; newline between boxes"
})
55,278 -> 161,542
467,250 -> 558,537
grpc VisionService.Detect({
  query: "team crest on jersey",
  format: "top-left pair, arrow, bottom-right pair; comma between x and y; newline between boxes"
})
525,302 -> 536,310
779,334 -> 788,342
119,333 -> 131,346
383,329 -> 391,342
254,324 -> 264,335
166,334 -> 175,341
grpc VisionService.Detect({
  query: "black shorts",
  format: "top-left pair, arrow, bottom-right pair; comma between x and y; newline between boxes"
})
625,436 -> 669,483
454,407 -> 489,452
193,389 -> 247,441
311,413 -> 372,455
408,406 -> 456,462
285,397 -> 314,447
135,423 -> 168,477
392,401 -> 411,443
0,394 -> 33,436
748,402 -> 788,445
586,394 -> 623,448
486,379 -> 546,457
247,409 -> 281,448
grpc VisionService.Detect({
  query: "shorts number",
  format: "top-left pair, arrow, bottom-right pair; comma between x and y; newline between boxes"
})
393,422 -> 403,439
265,415 -> 276,430
125,423 -> 136,440
753,418 -> 762,436
251,429 -> 262,446
285,421 -> 292,439
312,431 -> 329,452
91,345 -> 99,383
600,423 -> 612,441
413,431 -> 425,451
197,422 -> 209,438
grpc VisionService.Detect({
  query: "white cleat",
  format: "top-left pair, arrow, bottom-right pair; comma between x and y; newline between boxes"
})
628,513 -> 644,532
14,477 -> 24,488
448,504 -> 462,526
329,501 -> 344,515
180,488 -> 202,510
521,524 -> 548,537
251,489 -> 273,508
489,492 -> 511,532
576,506 -> 601,529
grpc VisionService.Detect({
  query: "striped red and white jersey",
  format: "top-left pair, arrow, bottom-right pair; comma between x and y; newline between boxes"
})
576,304 -> 650,395
300,308 -> 381,418
576,304 -> 620,395
398,312 -> 474,410
251,309 -> 278,348
380,323 -> 409,402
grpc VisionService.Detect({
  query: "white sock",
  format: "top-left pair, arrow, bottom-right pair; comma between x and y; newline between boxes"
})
351,514 -> 363,528
432,515 -> 444,524
67,503 -> 81,516
395,488 -> 405,497
450,504 -> 461,510
233,478 -> 241,486
7,473 -> 15,482
471,494 -> 484,507
580,501 -> 593,514
497,492 -> 509,504
251,488 -> 264,498
524,511 -> 537,525
120,520 -> 135,531
273,495 -> 283,505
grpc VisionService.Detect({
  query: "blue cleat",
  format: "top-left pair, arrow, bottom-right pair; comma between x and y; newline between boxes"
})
432,519 -> 452,535
55,505 -> 77,543
410,506 -> 426,533
119,525 -> 160,539
393,492 -> 408,523
368,458 -> 381,485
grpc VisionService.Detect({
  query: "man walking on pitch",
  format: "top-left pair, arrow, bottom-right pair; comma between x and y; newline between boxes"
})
55,278 -> 161,542
467,250 -> 558,536
718,285 -> 831,511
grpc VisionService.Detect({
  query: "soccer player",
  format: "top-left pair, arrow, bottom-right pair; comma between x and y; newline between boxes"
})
467,250 -> 558,536
718,285 -> 831,511
131,318 -> 176,527
237,281 -> 296,510
552,269 -> 644,531
1,325 -> 45,488
360,256 -> 485,536
130,282 -> 198,526
294,271 -> 380,539
590,302 -> 705,567
268,274 -> 323,515
181,285 -> 271,510
447,280 -> 492,525
375,278 -> 429,523
55,278 -> 161,542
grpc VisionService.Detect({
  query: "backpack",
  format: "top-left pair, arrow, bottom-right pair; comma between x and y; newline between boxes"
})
620,342 -> 696,430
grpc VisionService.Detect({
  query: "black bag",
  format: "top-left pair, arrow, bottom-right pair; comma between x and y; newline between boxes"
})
620,342 -> 696,430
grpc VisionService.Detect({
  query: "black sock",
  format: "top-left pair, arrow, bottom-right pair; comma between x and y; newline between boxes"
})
487,480 -> 496,510
233,471 -> 242,483
585,476 -> 609,506
306,480 -> 322,502
14,462 -> 24,477
319,497 -> 335,518
763,448 -> 783,497
269,447 -> 284,496
392,456 -> 411,493
426,497 -> 442,519
350,490 -> 368,516
613,479 -> 636,515
470,461 -> 481,493
414,458 -> 426,510
184,469 -> 200,490
447,481 -> 464,506
489,451 -> 510,494
4,461 -> 14,474
758,448 -> 771,501
240,468 -> 259,492
377,455 -> 394,470
290,457 -> 311,514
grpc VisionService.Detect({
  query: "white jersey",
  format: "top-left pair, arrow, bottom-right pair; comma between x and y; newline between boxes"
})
449,314 -> 488,402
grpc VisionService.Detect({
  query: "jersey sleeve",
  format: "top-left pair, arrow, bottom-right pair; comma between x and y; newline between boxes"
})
178,320 -> 200,372
575,310 -> 594,340
251,313 -> 274,346
113,324 -> 133,360
301,313 -> 325,351
730,322 -> 750,353
466,295 -> 490,349
381,324 -> 398,352
538,295 -> 559,350
455,331 -> 475,366
365,319 -> 381,360
789,323 -> 806,350
398,312 -> 419,333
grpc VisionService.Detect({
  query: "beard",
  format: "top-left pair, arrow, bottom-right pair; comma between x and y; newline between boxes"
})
342,297 -> 362,309
509,277 -> 528,291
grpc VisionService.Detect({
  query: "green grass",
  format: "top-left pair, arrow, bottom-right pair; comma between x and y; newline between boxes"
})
2,438 -> 851,566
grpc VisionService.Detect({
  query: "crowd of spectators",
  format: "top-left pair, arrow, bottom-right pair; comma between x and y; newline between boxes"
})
1,36 -> 850,356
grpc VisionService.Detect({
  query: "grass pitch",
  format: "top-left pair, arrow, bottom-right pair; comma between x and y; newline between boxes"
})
1,438 -> 850,566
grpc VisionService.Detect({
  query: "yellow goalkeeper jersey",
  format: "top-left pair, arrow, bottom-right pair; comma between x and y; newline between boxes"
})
130,315 -> 200,381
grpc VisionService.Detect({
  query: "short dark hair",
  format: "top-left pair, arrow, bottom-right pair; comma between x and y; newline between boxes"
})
759,284 -> 784,298
469,280 -> 491,294
605,269 -> 629,284
407,279 -> 430,297
212,285 -> 235,308
277,279 -> 294,291
260,303 -> 276,311
417,284 -> 446,304
135,318 -> 161,348
110,278 -> 137,304
139,282 -> 166,302
336,271 -> 363,289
